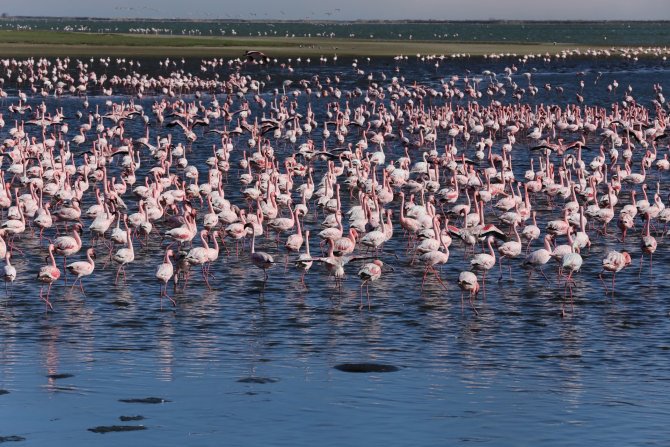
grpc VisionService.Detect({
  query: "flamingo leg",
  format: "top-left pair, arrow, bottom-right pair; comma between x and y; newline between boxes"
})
470,291 -> 479,316
431,267 -> 448,290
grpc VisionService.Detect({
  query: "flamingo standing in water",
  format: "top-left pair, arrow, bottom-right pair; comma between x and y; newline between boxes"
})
245,223 -> 274,281
523,234 -> 552,281
600,250 -> 631,296
66,247 -> 96,294
561,245 -> 583,317
3,252 -> 16,296
640,213 -> 657,278
295,230 -> 313,286
38,244 -> 61,311
156,248 -> 176,308
458,271 -> 480,313
470,236 -> 496,296
419,219 -> 449,290
54,223 -> 83,283
497,221 -> 522,280
113,225 -> 135,285
357,259 -> 383,310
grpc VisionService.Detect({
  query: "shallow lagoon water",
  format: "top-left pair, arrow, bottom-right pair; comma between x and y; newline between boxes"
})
0,56 -> 670,445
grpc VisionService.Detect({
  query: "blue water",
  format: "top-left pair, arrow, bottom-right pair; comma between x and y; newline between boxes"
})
0,55 -> 669,445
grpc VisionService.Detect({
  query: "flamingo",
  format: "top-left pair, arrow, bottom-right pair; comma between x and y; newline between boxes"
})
497,222 -> 522,280
640,214 -> 657,278
54,223 -> 83,280
185,230 -> 213,288
561,246 -> 583,317
523,234 -> 553,281
156,248 -> 176,308
419,219 -> 450,290
66,247 -> 96,294
113,225 -> 135,285
38,244 -> 61,311
284,209 -> 304,269
295,229 -> 313,285
357,259 -> 384,310
470,236 -> 496,296
600,250 -> 631,296
245,223 -> 274,281
3,252 -> 16,296
458,271 -> 480,314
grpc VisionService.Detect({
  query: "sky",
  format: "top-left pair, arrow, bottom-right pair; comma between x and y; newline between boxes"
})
4,0 -> 670,21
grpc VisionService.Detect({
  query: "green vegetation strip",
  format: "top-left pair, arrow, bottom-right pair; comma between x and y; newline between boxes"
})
0,31 -> 614,57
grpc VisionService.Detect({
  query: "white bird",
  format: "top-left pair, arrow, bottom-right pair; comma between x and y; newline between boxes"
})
458,271 -> 480,313
357,259 -> 383,310
470,236 -> 497,295
600,250 -> 631,295
246,223 -> 274,281
113,226 -> 135,285
66,248 -> 96,294
295,230 -> 314,285
3,252 -> 16,296
156,248 -> 176,308
561,247 -> 583,317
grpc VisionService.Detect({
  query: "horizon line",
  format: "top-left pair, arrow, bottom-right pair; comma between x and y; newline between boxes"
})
2,15 -> 670,23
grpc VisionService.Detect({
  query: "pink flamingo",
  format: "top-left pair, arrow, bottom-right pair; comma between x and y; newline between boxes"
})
358,259 -> 384,310
600,250 -> 631,296
419,219 -> 450,290
458,271 -> 480,314
66,247 -> 95,294
156,248 -> 176,308
640,214 -> 657,278
245,223 -> 274,282
38,244 -> 61,311
113,225 -> 135,285
3,252 -> 16,296
470,236 -> 496,296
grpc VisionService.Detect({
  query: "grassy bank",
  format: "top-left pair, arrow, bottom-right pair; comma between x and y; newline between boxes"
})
0,30 -> 613,58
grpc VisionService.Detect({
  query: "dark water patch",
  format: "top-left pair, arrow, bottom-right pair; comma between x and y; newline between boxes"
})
537,354 -> 582,360
88,425 -> 146,434
334,363 -> 400,373
111,301 -> 131,307
46,386 -> 78,393
284,321 -> 311,329
119,415 -> 145,422
119,397 -> 170,404
47,373 -> 74,380
237,377 -> 279,384
604,400 -> 643,407
403,320 -> 421,327
108,320 -> 146,328
99,346 -> 152,352
0,436 -> 25,443
0,390 -> 8,396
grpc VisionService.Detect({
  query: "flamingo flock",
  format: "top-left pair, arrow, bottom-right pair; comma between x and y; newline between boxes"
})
0,52 -> 667,316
